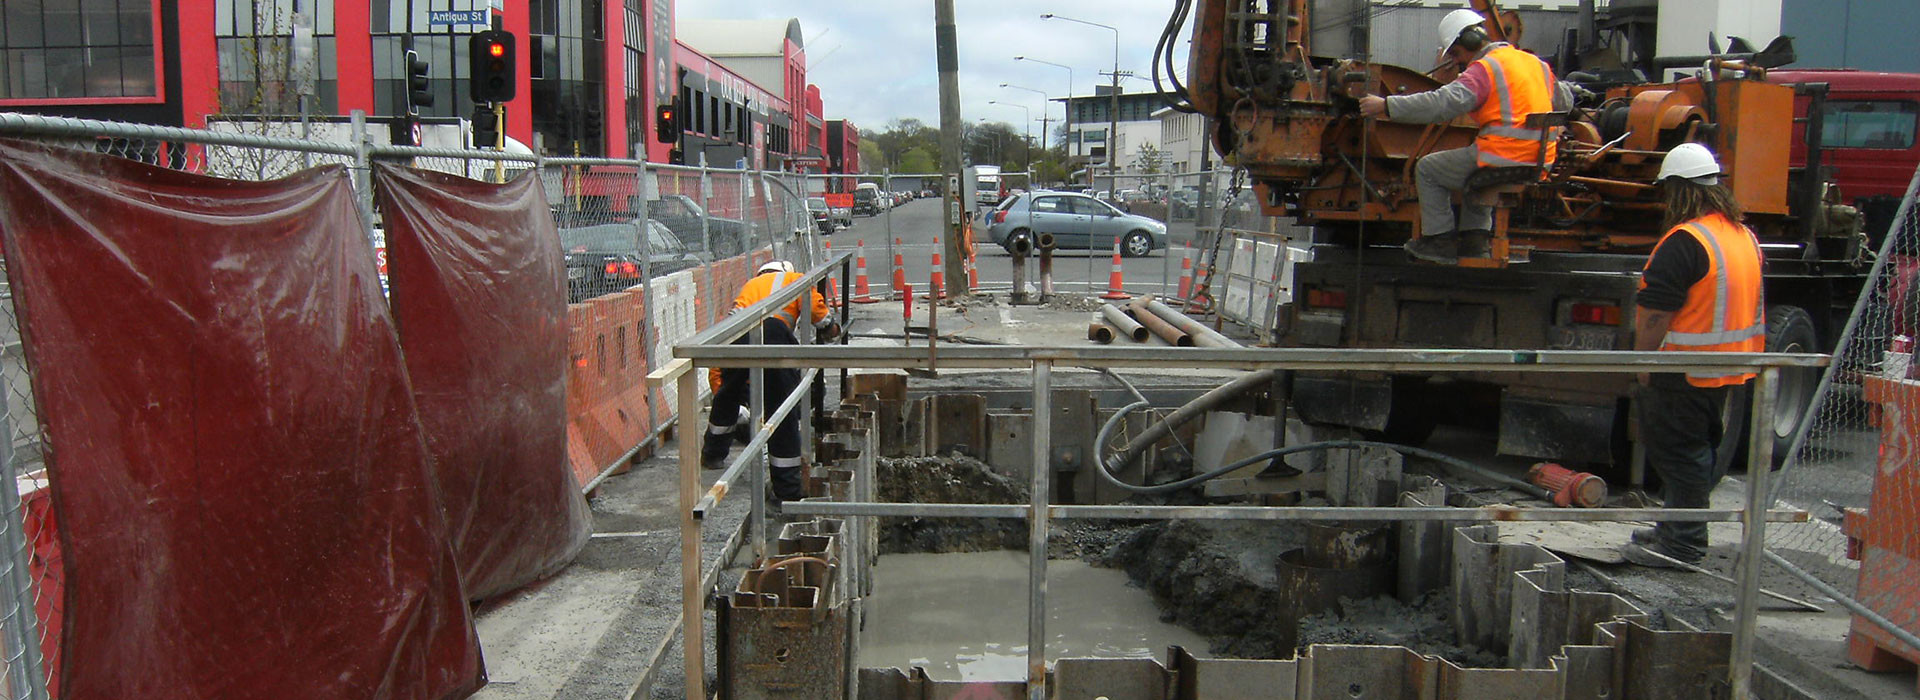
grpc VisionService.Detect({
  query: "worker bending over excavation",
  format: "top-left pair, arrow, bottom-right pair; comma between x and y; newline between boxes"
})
1358,9 -> 1572,263
1622,143 -> 1764,568
703,260 -> 840,503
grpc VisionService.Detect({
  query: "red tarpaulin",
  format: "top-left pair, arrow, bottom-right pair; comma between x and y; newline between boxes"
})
373,164 -> 590,601
0,140 -> 483,699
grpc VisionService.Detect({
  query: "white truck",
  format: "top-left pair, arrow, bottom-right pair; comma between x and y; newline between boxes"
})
964,164 -> 1003,208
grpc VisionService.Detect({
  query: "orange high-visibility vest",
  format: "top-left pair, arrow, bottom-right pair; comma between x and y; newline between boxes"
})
708,271 -> 829,393
1641,213 -> 1766,388
1470,46 -> 1560,169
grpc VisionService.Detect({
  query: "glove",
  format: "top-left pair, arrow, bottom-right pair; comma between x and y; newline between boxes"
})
818,322 -> 842,343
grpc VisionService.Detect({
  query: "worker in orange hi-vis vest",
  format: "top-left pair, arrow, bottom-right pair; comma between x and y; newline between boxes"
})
1358,9 -> 1574,264
702,260 -> 839,503
1621,143 -> 1766,568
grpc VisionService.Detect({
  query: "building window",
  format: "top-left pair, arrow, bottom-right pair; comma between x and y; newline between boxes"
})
2,0 -> 161,100
1083,128 -> 1105,143
215,0 -> 337,114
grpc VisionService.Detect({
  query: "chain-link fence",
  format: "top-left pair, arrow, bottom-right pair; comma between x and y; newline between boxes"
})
1764,162 -> 1920,659
0,112 -> 827,698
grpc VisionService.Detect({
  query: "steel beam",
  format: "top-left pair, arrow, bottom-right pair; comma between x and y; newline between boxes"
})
777,501 -> 1808,522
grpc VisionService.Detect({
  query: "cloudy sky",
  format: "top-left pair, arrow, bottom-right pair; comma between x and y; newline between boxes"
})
674,0 -> 1188,132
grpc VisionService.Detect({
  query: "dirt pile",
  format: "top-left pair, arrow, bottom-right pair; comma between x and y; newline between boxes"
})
1100,519 -> 1500,666
877,452 -> 1028,553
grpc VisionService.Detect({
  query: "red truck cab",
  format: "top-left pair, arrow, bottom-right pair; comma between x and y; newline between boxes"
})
1769,70 -> 1920,232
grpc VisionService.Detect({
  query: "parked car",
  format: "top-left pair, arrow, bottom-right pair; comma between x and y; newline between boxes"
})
831,204 -> 853,228
645,194 -> 746,256
560,221 -> 708,303
807,197 -> 836,234
853,185 -> 881,216
986,191 -> 1169,257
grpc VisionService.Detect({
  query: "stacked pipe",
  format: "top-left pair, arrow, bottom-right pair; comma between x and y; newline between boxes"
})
1109,296 -> 1239,348
1009,234 -> 1033,305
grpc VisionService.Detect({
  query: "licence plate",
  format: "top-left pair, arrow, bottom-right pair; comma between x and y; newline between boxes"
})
567,267 -> 586,280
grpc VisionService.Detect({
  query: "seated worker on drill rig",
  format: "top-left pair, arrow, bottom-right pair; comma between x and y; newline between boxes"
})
1358,9 -> 1574,264
703,260 -> 841,503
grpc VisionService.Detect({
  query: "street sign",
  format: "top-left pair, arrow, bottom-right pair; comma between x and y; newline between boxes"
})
428,10 -> 488,26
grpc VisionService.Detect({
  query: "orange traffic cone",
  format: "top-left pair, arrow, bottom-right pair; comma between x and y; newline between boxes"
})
1101,237 -> 1131,301
928,237 -> 947,301
891,237 -> 907,300
823,240 -> 839,307
852,239 -> 877,303
1177,243 -> 1194,301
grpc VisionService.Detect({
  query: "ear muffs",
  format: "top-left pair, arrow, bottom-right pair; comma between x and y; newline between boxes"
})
1455,26 -> 1488,53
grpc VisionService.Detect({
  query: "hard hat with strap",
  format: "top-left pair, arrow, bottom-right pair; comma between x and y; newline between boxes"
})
1438,9 -> 1488,54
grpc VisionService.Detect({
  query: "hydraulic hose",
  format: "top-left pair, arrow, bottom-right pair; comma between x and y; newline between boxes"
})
1105,370 -> 1278,474
1094,400 -> 1551,499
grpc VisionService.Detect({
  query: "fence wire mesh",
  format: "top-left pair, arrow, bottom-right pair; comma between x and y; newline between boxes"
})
1767,163 -> 1920,653
0,113 -> 831,698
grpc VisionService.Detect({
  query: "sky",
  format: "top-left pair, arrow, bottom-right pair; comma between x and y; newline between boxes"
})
673,0 -> 1189,134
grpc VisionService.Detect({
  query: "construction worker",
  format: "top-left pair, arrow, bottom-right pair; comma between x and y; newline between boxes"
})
1621,143 -> 1765,568
1357,9 -> 1573,263
703,260 -> 840,503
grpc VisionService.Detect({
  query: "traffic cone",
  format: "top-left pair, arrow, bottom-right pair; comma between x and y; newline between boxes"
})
852,239 -> 877,303
928,237 -> 947,301
1100,237 -> 1131,301
891,237 -> 907,301
823,240 -> 839,307
1177,243 -> 1194,301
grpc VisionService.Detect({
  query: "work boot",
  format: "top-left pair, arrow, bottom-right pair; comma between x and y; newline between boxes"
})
1456,229 -> 1493,259
701,428 -> 734,469
731,420 -> 751,445
770,465 -> 808,503
1403,232 -> 1460,264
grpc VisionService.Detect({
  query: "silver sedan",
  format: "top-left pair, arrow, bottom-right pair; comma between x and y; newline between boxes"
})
984,191 -> 1169,257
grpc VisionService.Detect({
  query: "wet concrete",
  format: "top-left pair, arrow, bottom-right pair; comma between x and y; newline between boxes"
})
857,550 -> 1208,682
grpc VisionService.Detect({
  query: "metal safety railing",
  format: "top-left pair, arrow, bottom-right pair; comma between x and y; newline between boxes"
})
653,278 -> 1827,700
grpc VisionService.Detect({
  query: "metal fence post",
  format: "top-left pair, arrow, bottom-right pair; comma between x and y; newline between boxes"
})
675,368 -> 706,700
0,410 -> 48,700
883,170 -> 894,297
349,110 -> 376,247
749,321 -> 767,560
1027,359 -> 1052,700
635,163 -> 657,374
1731,367 -> 1779,698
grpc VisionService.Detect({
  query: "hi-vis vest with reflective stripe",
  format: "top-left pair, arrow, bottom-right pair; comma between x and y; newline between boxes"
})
1469,46 -> 1559,169
734,270 -> 829,330
1643,213 -> 1766,388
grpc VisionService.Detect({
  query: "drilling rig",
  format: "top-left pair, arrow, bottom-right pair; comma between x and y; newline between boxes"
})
1176,0 -> 1866,471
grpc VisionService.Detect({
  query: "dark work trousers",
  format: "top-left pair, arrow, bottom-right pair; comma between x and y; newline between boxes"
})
709,317 -> 805,497
1640,374 -> 1740,560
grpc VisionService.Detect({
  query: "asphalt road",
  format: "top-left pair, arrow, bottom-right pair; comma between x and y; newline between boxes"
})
823,198 -> 1203,298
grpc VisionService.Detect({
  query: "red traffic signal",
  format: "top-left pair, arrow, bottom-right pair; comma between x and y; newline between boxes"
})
655,101 -> 681,144
468,30 -> 515,103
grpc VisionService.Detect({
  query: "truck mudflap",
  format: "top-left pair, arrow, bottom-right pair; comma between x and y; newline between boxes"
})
1497,393 -> 1620,465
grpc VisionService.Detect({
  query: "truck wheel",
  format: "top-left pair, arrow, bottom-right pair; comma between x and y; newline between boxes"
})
1718,305 -> 1819,472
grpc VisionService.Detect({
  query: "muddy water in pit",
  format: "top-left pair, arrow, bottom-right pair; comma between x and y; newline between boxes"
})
859,550 -> 1208,681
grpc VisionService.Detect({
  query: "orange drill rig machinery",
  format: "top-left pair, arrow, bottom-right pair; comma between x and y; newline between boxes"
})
1181,0 -> 1862,267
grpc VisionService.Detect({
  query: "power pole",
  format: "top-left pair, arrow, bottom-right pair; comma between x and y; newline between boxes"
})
935,0 -> 967,296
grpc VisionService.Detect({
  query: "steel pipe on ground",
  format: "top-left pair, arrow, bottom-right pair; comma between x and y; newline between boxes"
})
1127,303 -> 1192,346
1100,304 -> 1150,342
1138,297 -> 1238,348
1086,322 -> 1114,344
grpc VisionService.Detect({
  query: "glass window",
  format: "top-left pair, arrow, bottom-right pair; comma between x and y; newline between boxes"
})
1030,196 -> 1068,213
2,0 -> 157,99
1069,197 -> 1114,216
1822,100 -> 1919,150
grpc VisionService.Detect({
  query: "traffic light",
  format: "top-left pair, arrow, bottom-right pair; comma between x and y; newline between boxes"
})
471,104 -> 499,149
404,49 -> 432,116
469,30 -> 515,103
655,101 -> 680,144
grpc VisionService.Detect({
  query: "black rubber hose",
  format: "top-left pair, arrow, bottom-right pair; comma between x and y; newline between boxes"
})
1105,370 -> 1278,475
1094,400 -> 1551,498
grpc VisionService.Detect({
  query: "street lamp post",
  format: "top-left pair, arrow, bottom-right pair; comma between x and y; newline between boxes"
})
1041,14 -> 1120,188
999,82 -> 1054,171
987,100 -> 1032,172
1014,55 -> 1073,178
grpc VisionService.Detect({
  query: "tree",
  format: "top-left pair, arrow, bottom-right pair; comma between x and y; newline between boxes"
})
898,147 -> 937,174
857,138 -> 883,172
1131,142 -> 1166,176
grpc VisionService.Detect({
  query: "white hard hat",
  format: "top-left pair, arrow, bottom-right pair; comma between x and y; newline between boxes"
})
758,260 -> 796,275
1656,143 -> 1723,185
1438,9 -> 1486,53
